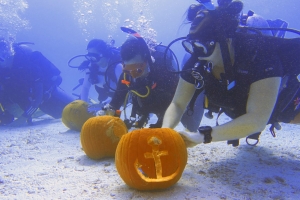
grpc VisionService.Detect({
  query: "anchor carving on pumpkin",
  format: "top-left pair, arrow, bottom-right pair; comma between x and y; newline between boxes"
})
134,136 -> 180,182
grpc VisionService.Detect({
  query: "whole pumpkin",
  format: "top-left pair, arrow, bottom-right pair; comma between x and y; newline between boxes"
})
80,116 -> 127,160
61,100 -> 94,131
115,128 -> 187,190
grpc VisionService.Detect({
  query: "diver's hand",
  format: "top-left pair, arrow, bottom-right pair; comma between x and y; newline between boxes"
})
177,130 -> 204,148
102,104 -> 115,116
101,97 -> 112,105
87,103 -> 102,115
149,121 -> 163,128
78,60 -> 90,71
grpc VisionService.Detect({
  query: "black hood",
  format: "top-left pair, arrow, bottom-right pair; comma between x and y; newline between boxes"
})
188,0 -> 243,41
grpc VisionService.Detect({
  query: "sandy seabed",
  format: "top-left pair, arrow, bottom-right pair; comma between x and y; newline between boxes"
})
0,113 -> 300,200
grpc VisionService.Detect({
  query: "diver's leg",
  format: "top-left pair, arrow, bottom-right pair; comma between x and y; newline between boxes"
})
4,103 -> 23,118
39,87 -> 75,119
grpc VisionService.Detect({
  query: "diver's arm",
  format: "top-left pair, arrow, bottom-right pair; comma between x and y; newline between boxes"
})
114,63 -> 123,80
22,80 -> 44,118
162,78 -> 196,129
10,80 -> 44,126
110,73 -> 132,109
80,72 -> 92,102
211,77 -> 281,141
107,63 -> 123,97
179,77 -> 281,146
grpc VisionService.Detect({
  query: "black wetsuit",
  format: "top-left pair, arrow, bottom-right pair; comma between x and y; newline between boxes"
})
110,45 -> 179,128
0,45 -> 74,123
181,32 -> 300,122
181,34 -> 283,118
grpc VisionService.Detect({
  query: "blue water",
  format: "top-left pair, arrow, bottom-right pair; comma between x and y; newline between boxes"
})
1,0 -> 300,97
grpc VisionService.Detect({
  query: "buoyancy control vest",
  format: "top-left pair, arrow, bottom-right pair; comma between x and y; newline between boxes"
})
13,44 -> 62,89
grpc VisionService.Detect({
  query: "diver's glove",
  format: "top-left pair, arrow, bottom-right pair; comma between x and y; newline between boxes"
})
101,97 -> 112,105
96,104 -> 117,116
96,104 -> 121,117
88,103 -> 116,116
149,121 -> 163,128
78,60 -> 90,71
87,103 -> 102,115
124,118 -> 136,129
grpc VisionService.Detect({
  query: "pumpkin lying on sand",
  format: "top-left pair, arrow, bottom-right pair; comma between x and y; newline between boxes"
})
115,128 -> 187,191
80,115 -> 127,160
61,100 -> 94,131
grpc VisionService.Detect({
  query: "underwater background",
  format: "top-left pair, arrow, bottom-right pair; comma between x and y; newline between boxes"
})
1,0 -> 300,99
1,2 -> 300,199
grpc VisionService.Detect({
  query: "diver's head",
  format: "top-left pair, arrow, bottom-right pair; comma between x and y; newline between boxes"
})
187,4 -> 206,22
184,0 -> 243,58
186,1 -> 215,23
86,39 -> 111,71
121,35 -> 150,79
189,0 -> 243,40
196,0 -> 215,10
246,14 -> 273,36
217,0 -> 233,7
0,38 -> 14,68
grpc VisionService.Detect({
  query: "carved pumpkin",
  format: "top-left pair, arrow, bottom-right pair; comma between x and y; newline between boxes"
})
62,100 -> 94,131
80,116 -> 127,160
115,128 -> 187,190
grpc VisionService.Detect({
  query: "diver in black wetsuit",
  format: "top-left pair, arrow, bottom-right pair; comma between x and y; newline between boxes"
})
0,38 -> 74,126
163,0 -> 300,147
74,39 -> 123,104
102,31 -> 179,129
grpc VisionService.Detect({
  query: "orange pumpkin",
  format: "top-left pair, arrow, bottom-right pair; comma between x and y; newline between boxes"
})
62,100 -> 94,131
80,116 -> 127,160
115,128 -> 187,190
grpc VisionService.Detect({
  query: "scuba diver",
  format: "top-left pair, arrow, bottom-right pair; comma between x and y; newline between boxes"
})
179,0 -> 287,133
68,39 -> 122,111
178,1 -> 215,133
162,0 -> 300,147
0,38 -> 75,126
98,27 -> 179,129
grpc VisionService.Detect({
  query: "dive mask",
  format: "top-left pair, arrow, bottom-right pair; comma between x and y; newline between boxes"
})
85,52 -> 103,63
182,39 -> 216,57
122,62 -> 147,79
